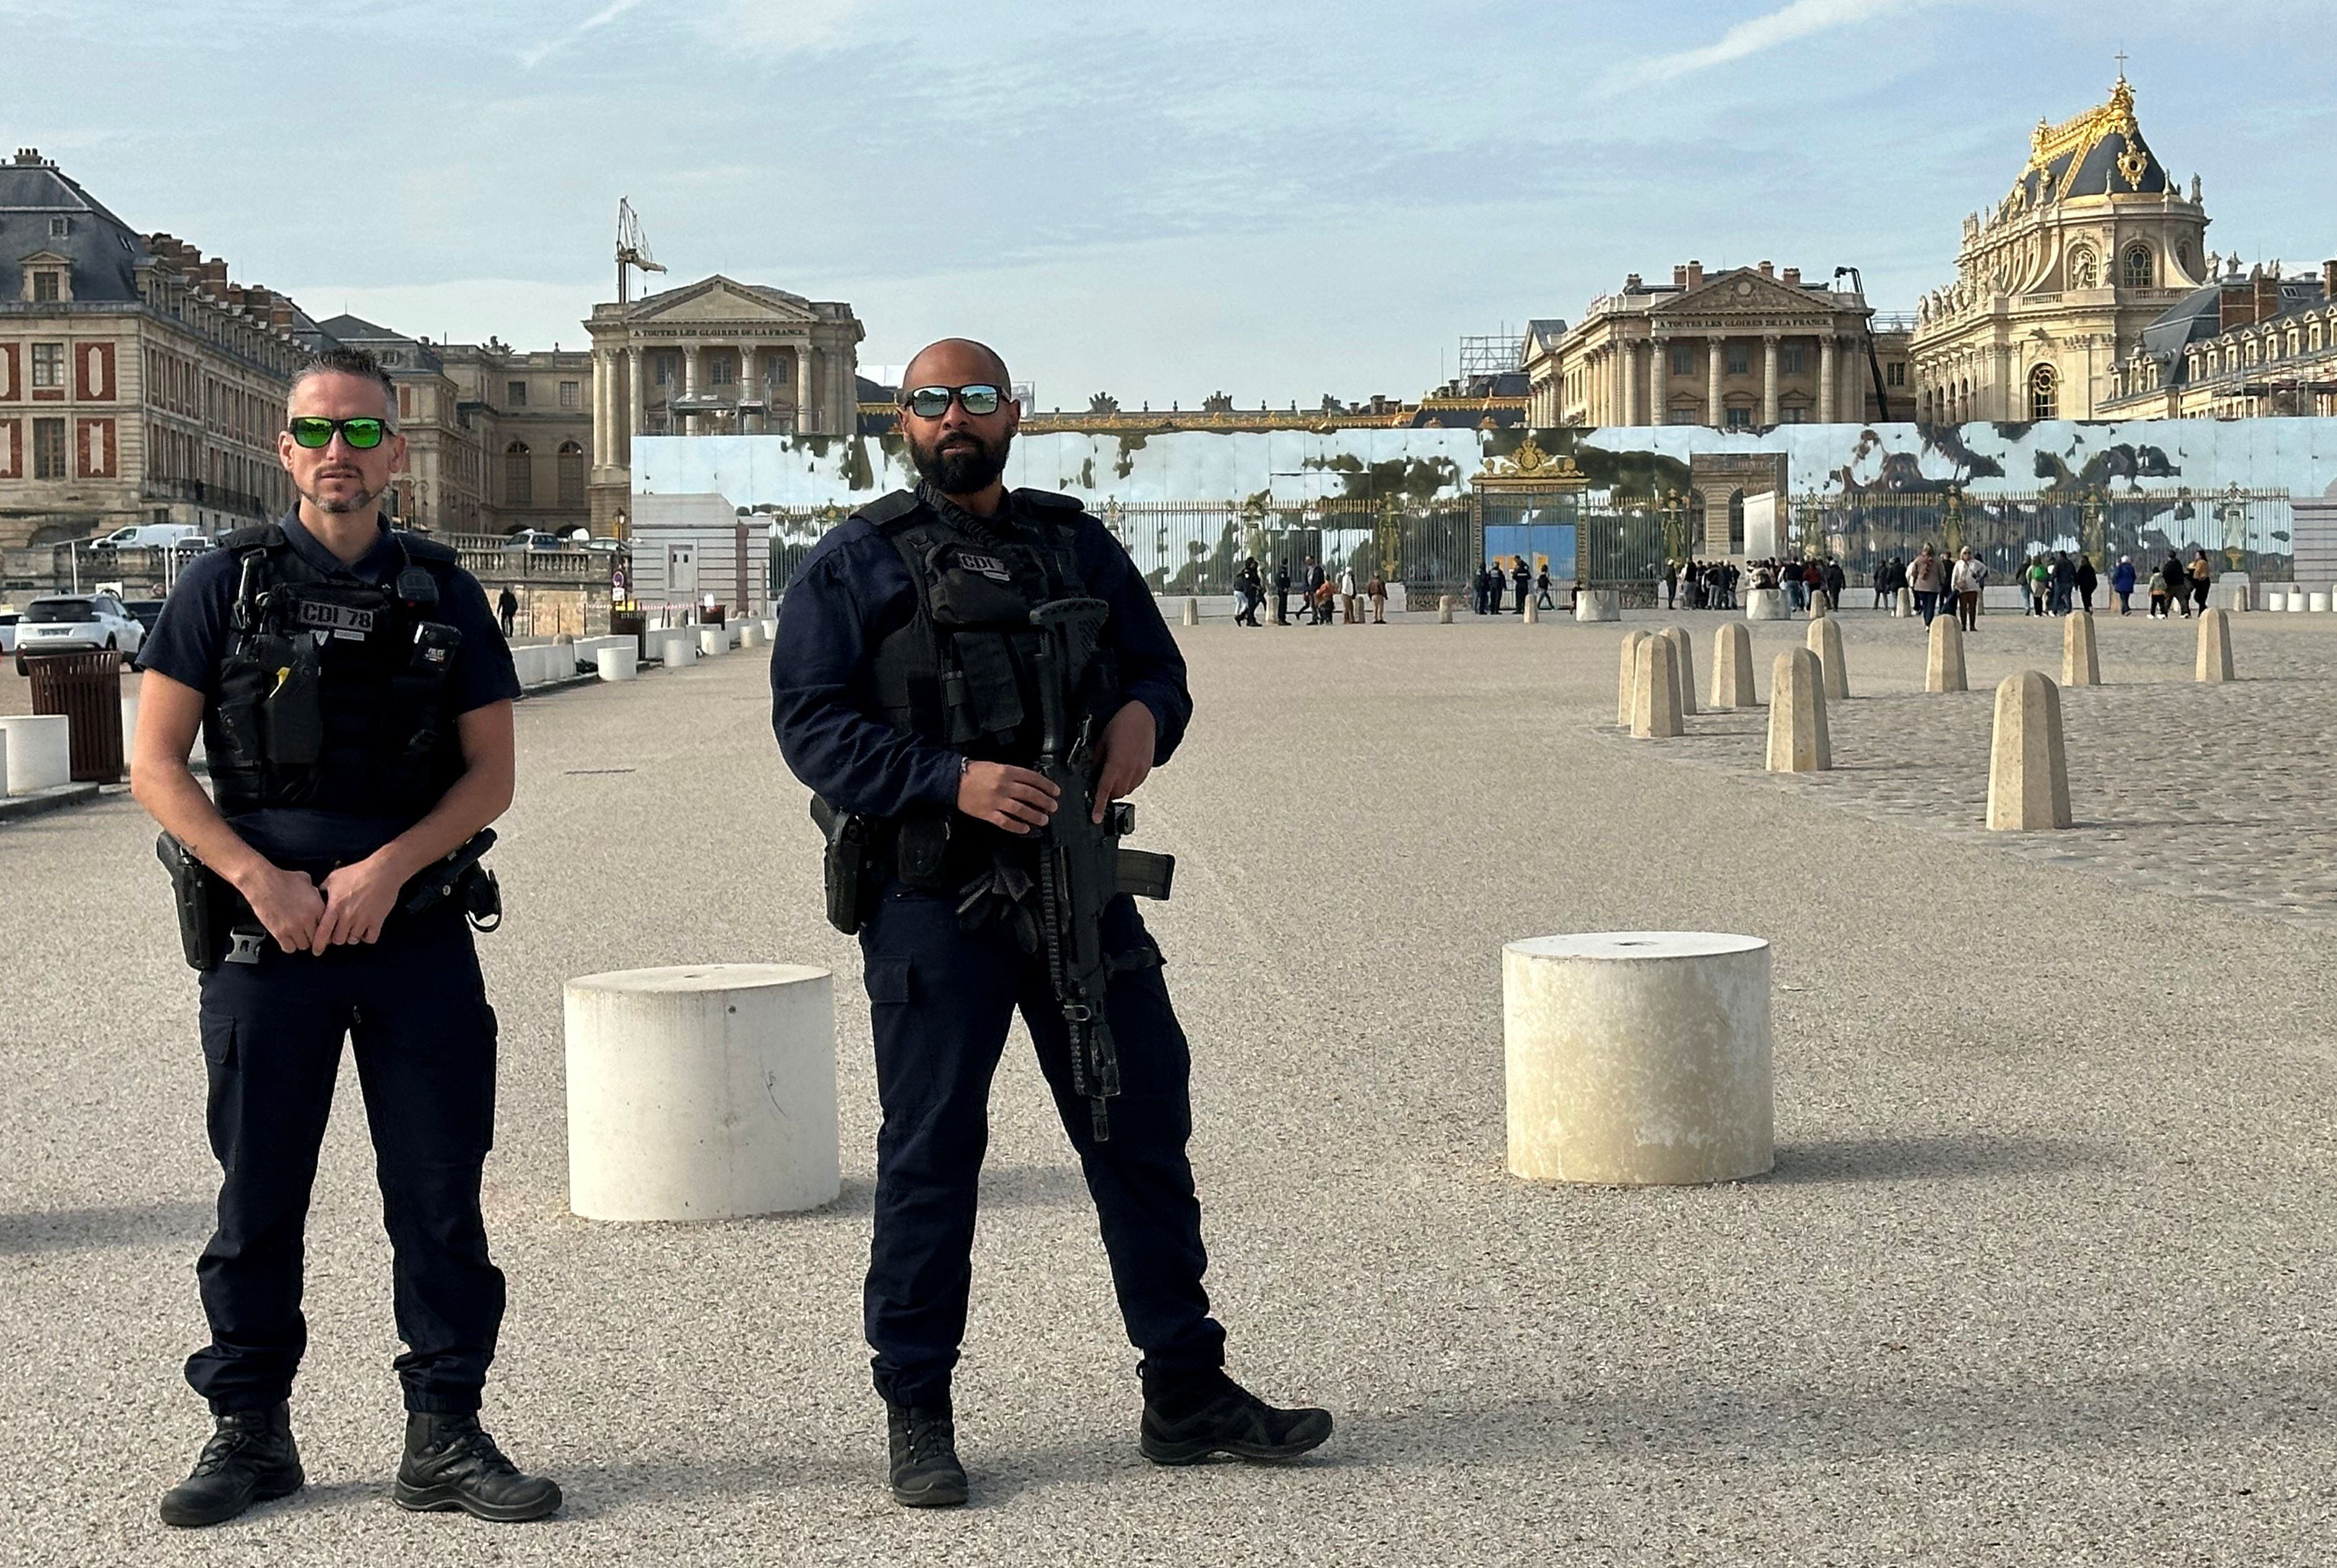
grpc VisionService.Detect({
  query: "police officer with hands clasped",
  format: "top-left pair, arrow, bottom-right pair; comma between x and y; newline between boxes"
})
129,347 -> 559,1527
772,338 -> 1331,1509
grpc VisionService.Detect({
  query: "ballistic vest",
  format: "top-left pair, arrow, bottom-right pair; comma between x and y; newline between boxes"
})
205,522 -> 467,819
861,487 -> 1110,767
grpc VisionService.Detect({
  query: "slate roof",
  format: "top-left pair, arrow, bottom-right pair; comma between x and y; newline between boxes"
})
0,154 -> 147,302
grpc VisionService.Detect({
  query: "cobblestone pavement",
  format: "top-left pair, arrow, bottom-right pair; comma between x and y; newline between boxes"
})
1596,606 -> 2337,932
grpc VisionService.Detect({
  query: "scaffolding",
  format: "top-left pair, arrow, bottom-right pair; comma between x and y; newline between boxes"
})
1456,333 -> 1523,379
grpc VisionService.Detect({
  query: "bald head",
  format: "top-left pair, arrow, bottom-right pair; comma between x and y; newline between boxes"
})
902,338 -> 1011,393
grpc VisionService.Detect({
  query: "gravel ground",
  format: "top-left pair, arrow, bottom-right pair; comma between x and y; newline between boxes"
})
2,609 -> 2335,1566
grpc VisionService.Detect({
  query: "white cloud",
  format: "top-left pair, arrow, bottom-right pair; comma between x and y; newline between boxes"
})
704,0 -> 882,54
521,0 -> 655,71
1611,0 -> 1939,91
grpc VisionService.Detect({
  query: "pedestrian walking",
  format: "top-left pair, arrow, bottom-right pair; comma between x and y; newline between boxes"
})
1950,546 -> 1985,630
495,585 -> 517,637
1534,565 -> 1554,610
1908,545 -> 1943,625
2189,550 -> 2213,615
1367,573 -> 1388,623
2112,554 -> 2136,614
2074,553 -> 2098,614
1272,561 -> 1291,625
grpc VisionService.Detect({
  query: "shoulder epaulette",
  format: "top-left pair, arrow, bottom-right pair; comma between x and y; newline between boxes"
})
394,531 -> 459,564
1012,488 -> 1086,515
218,522 -> 284,554
855,490 -> 924,531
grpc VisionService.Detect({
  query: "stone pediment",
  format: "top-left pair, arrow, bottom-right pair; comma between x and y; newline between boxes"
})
1656,270 -> 1839,325
631,274 -> 817,326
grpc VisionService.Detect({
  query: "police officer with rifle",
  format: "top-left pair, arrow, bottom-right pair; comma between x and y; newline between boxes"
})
129,347 -> 559,1527
772,338 -> 1331,1508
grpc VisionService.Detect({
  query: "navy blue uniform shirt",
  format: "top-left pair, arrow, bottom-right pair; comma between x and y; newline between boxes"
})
137,510 -> 520,865
770,490 -> 1191,819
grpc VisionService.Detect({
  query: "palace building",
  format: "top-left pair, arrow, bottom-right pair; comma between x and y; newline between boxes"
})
1908,75 -> 2209,423
2100,259 -> 2337,420
0,147 -> 307,549
1521,261 -> 1908,430
583,275 -> 864,532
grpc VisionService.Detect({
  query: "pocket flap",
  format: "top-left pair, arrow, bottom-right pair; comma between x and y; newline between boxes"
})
862,955 -> 912,1004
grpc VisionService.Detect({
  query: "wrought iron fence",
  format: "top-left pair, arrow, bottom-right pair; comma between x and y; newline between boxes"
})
1787,488 -> 2296,584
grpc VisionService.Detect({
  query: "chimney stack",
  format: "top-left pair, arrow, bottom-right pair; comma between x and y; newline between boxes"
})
199,259 -> 228,292
14,148 -> 49,167
2253,271 -> 2279,324
1672,264 -> 1687,289
1686,261 -> 1705,289
1782,266 -> 1802,287
2323,258 -> 2337,303
1624,272 -> 1643,291
1757,259 -> 1774,278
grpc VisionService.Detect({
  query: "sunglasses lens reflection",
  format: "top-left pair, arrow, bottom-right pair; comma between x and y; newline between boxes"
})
958,386 -> 1001,415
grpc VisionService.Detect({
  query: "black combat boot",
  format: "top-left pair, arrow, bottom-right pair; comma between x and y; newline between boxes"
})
886,1400 -> 968,1507
393,1411 -> 562,1522
158,1403 -> 304,1528
1139,1370 -> 1333,1465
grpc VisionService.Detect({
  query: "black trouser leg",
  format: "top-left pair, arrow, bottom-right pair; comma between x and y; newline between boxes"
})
349,916 -> 505,1414
1015,897 -> 1225,1379
185,962 -> 348,1413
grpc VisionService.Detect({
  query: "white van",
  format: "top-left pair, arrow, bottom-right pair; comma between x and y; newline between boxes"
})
90,523 -> 207,551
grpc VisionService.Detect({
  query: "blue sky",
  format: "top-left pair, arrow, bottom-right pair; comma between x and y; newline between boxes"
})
10,0 -> 2332,407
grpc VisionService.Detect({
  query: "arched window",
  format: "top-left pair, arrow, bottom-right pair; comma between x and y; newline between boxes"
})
2029,364 -> 2058,421
557,440 -> 586,508
1727,488 -> 1746,554
503,440 -> 532,508
2069,248 -> 2098,290
2123,245 -> 2153,287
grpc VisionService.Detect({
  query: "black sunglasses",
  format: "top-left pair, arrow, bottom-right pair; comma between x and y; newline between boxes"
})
899,383 -> 1005,419
287,416 -> 389,450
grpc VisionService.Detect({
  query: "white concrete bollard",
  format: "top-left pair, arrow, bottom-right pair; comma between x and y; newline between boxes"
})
1631,634 -> 1684,739
2061,609 -> 2100,686
1895,586 -> 1915,618
2313,593 -> 2331,614
1658,625 -> 1697,715
2265,589 -> 2287,612
664,632 -> 695,665
2289,590 -> 2308,614
564,964 -> 840,1221
2196,607 -> 2234,682
1522,598 -> 1539,624
1926,613 -> 1967,693
1438,595 -> 1455,624
1806,614 -> 1850,700
698,627 -> 728,657
1504,933 -> 1774,1186
0,714 -> 72,795
1617,629 -> 1649,727
1182,598 -> 1199,626
1766,648 -> 1829,772
1712,622 -> 1756,708
1746,588 -> 1788,621
1987,671 -> 2071,831
738,621 -> 764,648
596,646 -> 638,682
1574,589 -> 1621,622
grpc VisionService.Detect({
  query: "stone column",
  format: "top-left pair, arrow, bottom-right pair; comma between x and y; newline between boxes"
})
1705,335 -> 1725,427
740,346 -> 759,435
1649,337 -> 1666,425
625,347 -> 641,463
1819,336 -> 1838,425
1761,334 -> 1780,428
681,342 -> 700,437
1622,341 -> 1639,426
591,351 -> 609,467
796,344 -> 814,435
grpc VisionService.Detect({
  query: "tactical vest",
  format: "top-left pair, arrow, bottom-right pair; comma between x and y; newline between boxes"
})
206,522 -> 468,819
862,488 -> 1113,767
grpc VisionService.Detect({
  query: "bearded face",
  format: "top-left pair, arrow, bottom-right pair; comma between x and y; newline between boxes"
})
908,420 -> 1012,495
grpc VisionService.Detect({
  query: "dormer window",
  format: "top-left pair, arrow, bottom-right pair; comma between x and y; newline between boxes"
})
32,269 -> 61,302
48,217 -> 68,238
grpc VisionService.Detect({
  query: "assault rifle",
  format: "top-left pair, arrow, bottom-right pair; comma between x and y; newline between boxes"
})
1028,598 -> 1175,1141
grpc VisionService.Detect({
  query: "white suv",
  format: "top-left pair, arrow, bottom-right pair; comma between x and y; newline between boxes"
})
13,591 -> 146,673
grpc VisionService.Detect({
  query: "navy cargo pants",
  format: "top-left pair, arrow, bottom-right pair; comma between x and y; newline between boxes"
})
187,907 -> 505,1415
858,882 -> 1227,1406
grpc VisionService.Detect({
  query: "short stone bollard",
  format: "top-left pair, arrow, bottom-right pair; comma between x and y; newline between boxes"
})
2061,609 -> 2100,686
1765,648 -> 1829,772
1926,613 -> 1967,692
698,627 -> 728,657
1895,586 -> 1915,618
2313,593 -> 2331,614
1522,599 -> 1539,624
1616,629 -> 1648,726
1438,595 -> 1455,624
2289,590 -> 2309,614
1711,622 -> 1757,708
1574,589 -> 1621,622
1806,614 -> 1850,700
2196,606 -> 2234,682
1182,598 -> 1199,626
1987,671 -> 2071,831
1504,933 -> 1774,1186
1658,625 -> 1698,715
1746,587 -> 1788,621
596,646 -> 638,682
738,621 -> 764,649
1808,596 -> 1828,621
564,964 -> 840,1221
0,714 -> 72,795
1631,634 -> 1684,739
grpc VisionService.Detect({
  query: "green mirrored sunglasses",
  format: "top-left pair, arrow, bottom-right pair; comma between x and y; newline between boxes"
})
287,416 -> 388,450
900,383 -> 1004,419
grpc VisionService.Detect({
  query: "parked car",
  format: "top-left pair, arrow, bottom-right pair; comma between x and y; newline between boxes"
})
578,537 -> 630,555
500,529 -> 572,551
89,523 -> 206,551
126,599 -> 167,635
13,591 -> 146,673
0,612 -> 18,658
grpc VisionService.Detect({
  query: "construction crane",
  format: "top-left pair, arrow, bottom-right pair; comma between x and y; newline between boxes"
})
1833,266 -> 1897,424
616,198 -> 666,304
